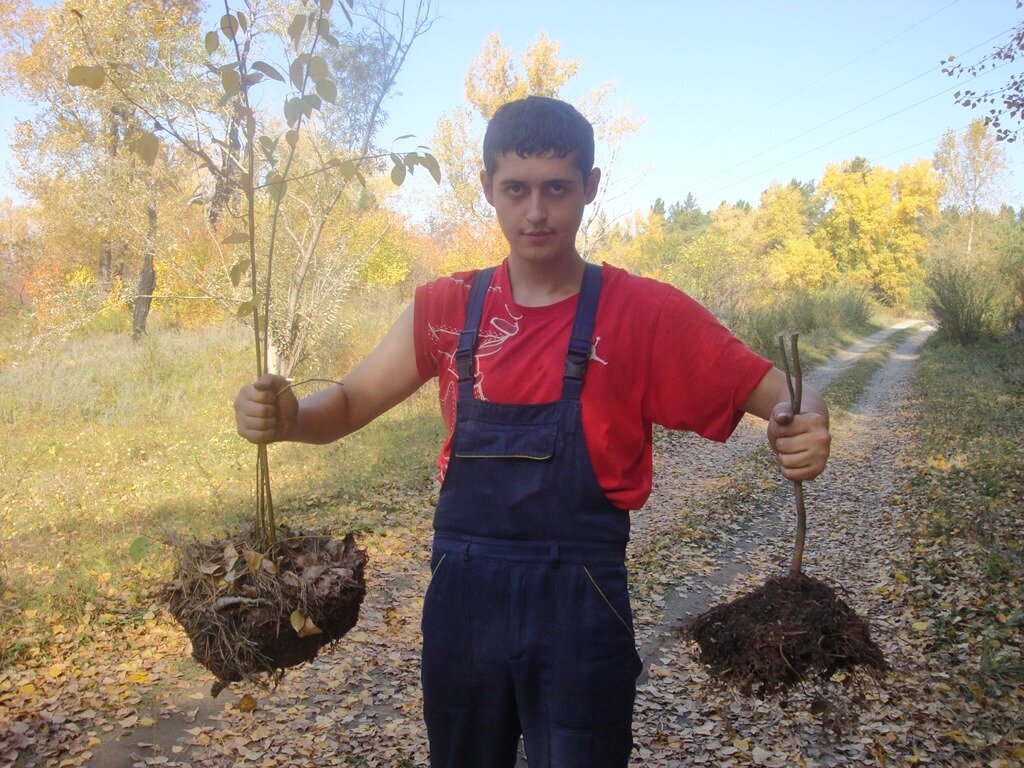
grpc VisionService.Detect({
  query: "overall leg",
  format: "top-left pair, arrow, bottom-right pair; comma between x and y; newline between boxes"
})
514,559 -> 642,768
421,549 -> 521,768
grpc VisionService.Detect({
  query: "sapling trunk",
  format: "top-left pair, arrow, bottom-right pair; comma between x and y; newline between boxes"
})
778,334 -> 806,579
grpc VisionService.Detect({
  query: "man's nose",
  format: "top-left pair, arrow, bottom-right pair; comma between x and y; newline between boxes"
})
525,191 -> 547,223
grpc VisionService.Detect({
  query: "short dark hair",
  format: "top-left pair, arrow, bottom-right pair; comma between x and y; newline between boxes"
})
482,96 -> 595,180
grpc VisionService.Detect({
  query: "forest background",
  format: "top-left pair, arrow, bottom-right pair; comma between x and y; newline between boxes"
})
0,0 -> 1023,724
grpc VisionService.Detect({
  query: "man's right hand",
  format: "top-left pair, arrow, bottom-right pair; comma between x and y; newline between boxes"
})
234,373 -> 299,444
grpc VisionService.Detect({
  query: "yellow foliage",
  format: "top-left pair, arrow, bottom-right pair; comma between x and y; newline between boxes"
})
815,158 -> 942,306
766,236 -> 838,290
464,31 -> 579,120
436,220 -> 508,275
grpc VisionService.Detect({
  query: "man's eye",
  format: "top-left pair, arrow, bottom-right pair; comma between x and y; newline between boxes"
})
505,185 -> 526,197
548,183 -> 567,195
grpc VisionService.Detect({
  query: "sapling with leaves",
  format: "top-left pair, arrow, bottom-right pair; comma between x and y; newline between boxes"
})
70,0 -> 440,694
685,334 -> 887,696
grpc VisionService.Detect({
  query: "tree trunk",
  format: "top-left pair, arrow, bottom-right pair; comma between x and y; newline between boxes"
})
132,203 -> 158,341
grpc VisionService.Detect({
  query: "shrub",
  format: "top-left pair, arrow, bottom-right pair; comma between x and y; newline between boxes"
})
926,261 -> 1000,344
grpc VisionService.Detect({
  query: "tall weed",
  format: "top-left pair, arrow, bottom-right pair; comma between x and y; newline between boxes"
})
728,284 -> 875,359
925,261 -> 1002,344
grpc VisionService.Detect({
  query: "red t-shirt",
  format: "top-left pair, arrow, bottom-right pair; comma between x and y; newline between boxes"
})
413,260 -> 772,511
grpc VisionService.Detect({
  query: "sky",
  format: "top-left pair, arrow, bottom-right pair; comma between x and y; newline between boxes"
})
3,0 -> 1023,222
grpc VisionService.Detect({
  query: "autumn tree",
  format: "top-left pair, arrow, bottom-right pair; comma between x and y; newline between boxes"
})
0,198 -> 42,317
0,0 -> 206,338
814,157 -> 943,306
429,30 -> 640,266
753,182 -> 837,291
932,119 -> 1008,256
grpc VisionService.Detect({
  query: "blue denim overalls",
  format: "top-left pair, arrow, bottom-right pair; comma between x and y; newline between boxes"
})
421,263 -> 643,768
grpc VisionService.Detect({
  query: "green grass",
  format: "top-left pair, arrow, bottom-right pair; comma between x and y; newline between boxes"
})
903,334 -> 1024,760
0,317 -> 442,666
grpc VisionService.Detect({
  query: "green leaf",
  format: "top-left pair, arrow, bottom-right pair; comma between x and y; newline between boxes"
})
285,129 -> 299,148
236,10 -> 248,32
303,93 -> 322,111
135,131 -> 159,167
284,97 -> 304,128
320,0 -> 334,11
314,77 -> 337,104
221,231 -> 248,245
337,159 -> 357,180
220,13 -> 239,39
229,257 -> 249,287
237,300 -> 256,318
205,30 -> 219,55
266,172 -> 287,202
251,60 -> 284,83
68,64 -> 105,89
287,13 -> 307,44
394,134 -> 414,141
289,56 -> 306,90
129,536 -> 152,563
390,162 -> 406,186
340,4 -> 352,27
420,152 -> 442,184
308,55 -> 329,79
318,17 -> 339,46
222,68 -> 241,97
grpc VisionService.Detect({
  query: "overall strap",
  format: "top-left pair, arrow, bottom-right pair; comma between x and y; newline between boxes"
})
562,262 -> 603,401
455,267 -> 496,399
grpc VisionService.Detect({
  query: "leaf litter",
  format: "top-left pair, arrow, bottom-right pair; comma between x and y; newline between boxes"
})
2,324 -> 1022,767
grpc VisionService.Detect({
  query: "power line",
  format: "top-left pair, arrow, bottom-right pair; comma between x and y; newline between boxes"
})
680,26 -> 1015,192
665,0 -> 963,163
691,58 -> 1010,203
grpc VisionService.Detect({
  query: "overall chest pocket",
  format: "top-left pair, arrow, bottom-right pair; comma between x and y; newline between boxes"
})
452,417 -> 559,461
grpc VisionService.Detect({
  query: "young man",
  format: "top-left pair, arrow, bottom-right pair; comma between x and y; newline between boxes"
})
235,96 -> 831,768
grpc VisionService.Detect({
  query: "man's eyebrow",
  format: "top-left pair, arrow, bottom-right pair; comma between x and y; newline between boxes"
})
497,177 -> 577,186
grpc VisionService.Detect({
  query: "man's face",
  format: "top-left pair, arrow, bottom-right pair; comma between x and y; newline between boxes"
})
481,151 -> 601,267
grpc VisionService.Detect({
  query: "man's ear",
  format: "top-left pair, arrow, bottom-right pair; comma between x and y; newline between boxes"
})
584,167 -> 601,204
480,169 -> 495,205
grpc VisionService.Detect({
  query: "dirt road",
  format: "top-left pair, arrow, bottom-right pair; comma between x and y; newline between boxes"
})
65,321 -> 948,767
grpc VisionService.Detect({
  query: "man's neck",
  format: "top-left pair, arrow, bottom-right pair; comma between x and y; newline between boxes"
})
506,253 -> 586,307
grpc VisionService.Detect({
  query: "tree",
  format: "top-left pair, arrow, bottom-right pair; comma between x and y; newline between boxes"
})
665,193 -> 709,239
0,0 -> 206,338
429,30 -> 640,263
815,157 -> 943,306
0,198 -> 42,317
941,2 -> 1024,142
932,119 -> 1008,256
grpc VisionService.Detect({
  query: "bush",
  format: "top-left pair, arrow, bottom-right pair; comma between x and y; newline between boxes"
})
926,262 -> 1000,345
730,284 -> 875,358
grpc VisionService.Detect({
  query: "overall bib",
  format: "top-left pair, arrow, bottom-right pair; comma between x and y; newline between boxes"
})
421,264 -> 643,768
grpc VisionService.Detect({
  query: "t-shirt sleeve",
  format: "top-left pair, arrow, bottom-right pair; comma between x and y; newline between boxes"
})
413,281 -> 438,381
413,271 -> 476,382
644,288 -> 773,442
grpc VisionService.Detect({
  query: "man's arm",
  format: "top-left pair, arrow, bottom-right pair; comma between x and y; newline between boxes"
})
234,303 -> 425,445
742,366 -> 831,482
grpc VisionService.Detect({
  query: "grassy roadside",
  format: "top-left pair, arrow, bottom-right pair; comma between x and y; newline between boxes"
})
0,309 -> 890,671
902,334 -> 1024,764
0,321 -> 441,668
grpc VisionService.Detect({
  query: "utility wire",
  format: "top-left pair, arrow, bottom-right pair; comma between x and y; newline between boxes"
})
692,58 -> 1010,202
680,26 -> 1015,192
666,0 -> 963,162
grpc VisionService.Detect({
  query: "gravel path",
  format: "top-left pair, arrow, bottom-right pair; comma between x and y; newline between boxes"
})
628,322 -> 939,766
78,320 -> 949,768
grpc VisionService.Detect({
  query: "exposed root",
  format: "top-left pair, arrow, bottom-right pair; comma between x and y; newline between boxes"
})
683,572 -> 887,696
160,523 -> 367,692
